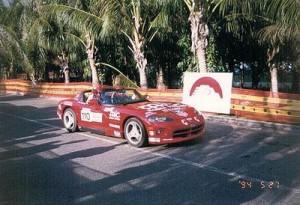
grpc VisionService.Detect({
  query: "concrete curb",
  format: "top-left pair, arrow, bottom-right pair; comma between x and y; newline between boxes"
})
204,114 -> 300,132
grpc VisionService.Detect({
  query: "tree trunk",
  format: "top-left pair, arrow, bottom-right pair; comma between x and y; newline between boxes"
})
189,9 -> 208,73
269,65 -> 279,104
64,70 -> 70,84
29,73 -> 37,85
270,65 -> 278,93
129,4 -> 148,89
156,66 -> 166,90
133,38 -> 147,88
138,65 -> 147,89
126,30 -> 148,89
133,42 -> 147,89
267,46 -> 279,95
85,33 -> 99,88
196,45 -> 207,73
58,52 -> 70,84
89,57 -> 99,88
6,63 -> 13,79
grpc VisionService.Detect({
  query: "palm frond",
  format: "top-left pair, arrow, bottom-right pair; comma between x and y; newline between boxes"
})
41,5 -> 102,34
100,62 -> 138,88
0,25 -> 34,73
265,0 -> 300,42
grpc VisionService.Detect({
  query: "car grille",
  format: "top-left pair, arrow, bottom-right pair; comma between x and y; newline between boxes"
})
173,128 -> 190,138
191,124 -> 204,134
173,124 -> 204,138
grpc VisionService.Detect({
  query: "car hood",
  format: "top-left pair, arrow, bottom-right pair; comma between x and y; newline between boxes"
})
125,101 -> 193,118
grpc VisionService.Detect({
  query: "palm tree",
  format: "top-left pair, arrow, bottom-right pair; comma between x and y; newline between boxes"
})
42,0 -> 113,87
118,0 -> 174,88
0,0 -> 70,84
42,0 -> 172,89
183,0 -> 209,72
0,0 -> 38,83
259,0 -> 300,93
95,0 -> 176,89
37,18 -> 74,84
214,0 -> 300,93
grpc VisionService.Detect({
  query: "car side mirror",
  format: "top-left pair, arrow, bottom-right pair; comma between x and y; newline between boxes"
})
87,99 -> 99,107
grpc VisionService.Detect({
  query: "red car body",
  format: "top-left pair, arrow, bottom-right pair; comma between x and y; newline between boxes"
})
57,86 -> 205,147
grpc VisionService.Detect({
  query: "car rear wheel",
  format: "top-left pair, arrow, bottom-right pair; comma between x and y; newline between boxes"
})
124,118 -> 147,147
63,108 -> 78,132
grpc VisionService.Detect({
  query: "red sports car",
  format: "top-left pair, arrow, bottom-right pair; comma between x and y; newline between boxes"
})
57,86 -> 205,147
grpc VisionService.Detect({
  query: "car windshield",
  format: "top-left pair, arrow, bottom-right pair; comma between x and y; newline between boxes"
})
99,88 -> 147,105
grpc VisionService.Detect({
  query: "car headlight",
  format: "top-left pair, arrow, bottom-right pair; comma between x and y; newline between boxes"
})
147,115 -> 173,122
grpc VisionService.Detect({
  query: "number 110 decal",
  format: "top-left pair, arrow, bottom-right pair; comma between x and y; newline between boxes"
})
81,111 -> 90,121
81,108 -> 102,123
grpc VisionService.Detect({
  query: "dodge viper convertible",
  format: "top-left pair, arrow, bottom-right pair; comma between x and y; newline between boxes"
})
57,86 -> 205,147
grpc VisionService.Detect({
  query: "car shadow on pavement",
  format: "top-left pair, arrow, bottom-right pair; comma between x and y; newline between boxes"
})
166,121 -> 234,148
0,103 -> 62,140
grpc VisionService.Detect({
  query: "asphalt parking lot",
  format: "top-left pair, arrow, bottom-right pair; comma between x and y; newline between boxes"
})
0,93 -> 299,205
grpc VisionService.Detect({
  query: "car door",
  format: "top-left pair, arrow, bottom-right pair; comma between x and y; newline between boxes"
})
79,99 -> 105,132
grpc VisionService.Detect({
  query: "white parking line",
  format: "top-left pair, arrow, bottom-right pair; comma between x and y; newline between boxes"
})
1,111 -> 299,194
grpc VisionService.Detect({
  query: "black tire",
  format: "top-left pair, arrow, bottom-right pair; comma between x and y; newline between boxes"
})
124,118 -> 148,147
63,108 -> 78,132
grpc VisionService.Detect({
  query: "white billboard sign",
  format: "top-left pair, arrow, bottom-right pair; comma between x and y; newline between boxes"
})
182,72 -> 233,114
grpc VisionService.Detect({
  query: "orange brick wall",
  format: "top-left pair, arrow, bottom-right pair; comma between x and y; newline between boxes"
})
1,80 -> 299,125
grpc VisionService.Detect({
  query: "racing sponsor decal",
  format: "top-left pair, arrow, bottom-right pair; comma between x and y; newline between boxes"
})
194,117 -> 200,122
148,137 -> 160,143
145,111 -> 156,118
181,117 -> 193,125
64,102 -> 73,106
139,103 -> 187,112
80,108 -> 103,122
114,131 -> 121,137
104,107 -> 114,112
162,138 -> 173,142
138,103 -> 170,111
91,113 -> 103,122
181,119 -> 188,125
172,110 -> 188,117
109,108 -> 120,121
149,131 -> 155,136
104,107 -> 121,121
109,123 -> 120,129
169,103 -> 187,109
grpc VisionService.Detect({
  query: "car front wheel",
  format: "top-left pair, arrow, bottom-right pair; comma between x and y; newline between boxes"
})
124,118 -> 147,147
63,108 -> 78,132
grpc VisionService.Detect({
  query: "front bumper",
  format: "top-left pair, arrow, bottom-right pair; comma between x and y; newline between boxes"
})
147,120 -> 205,145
